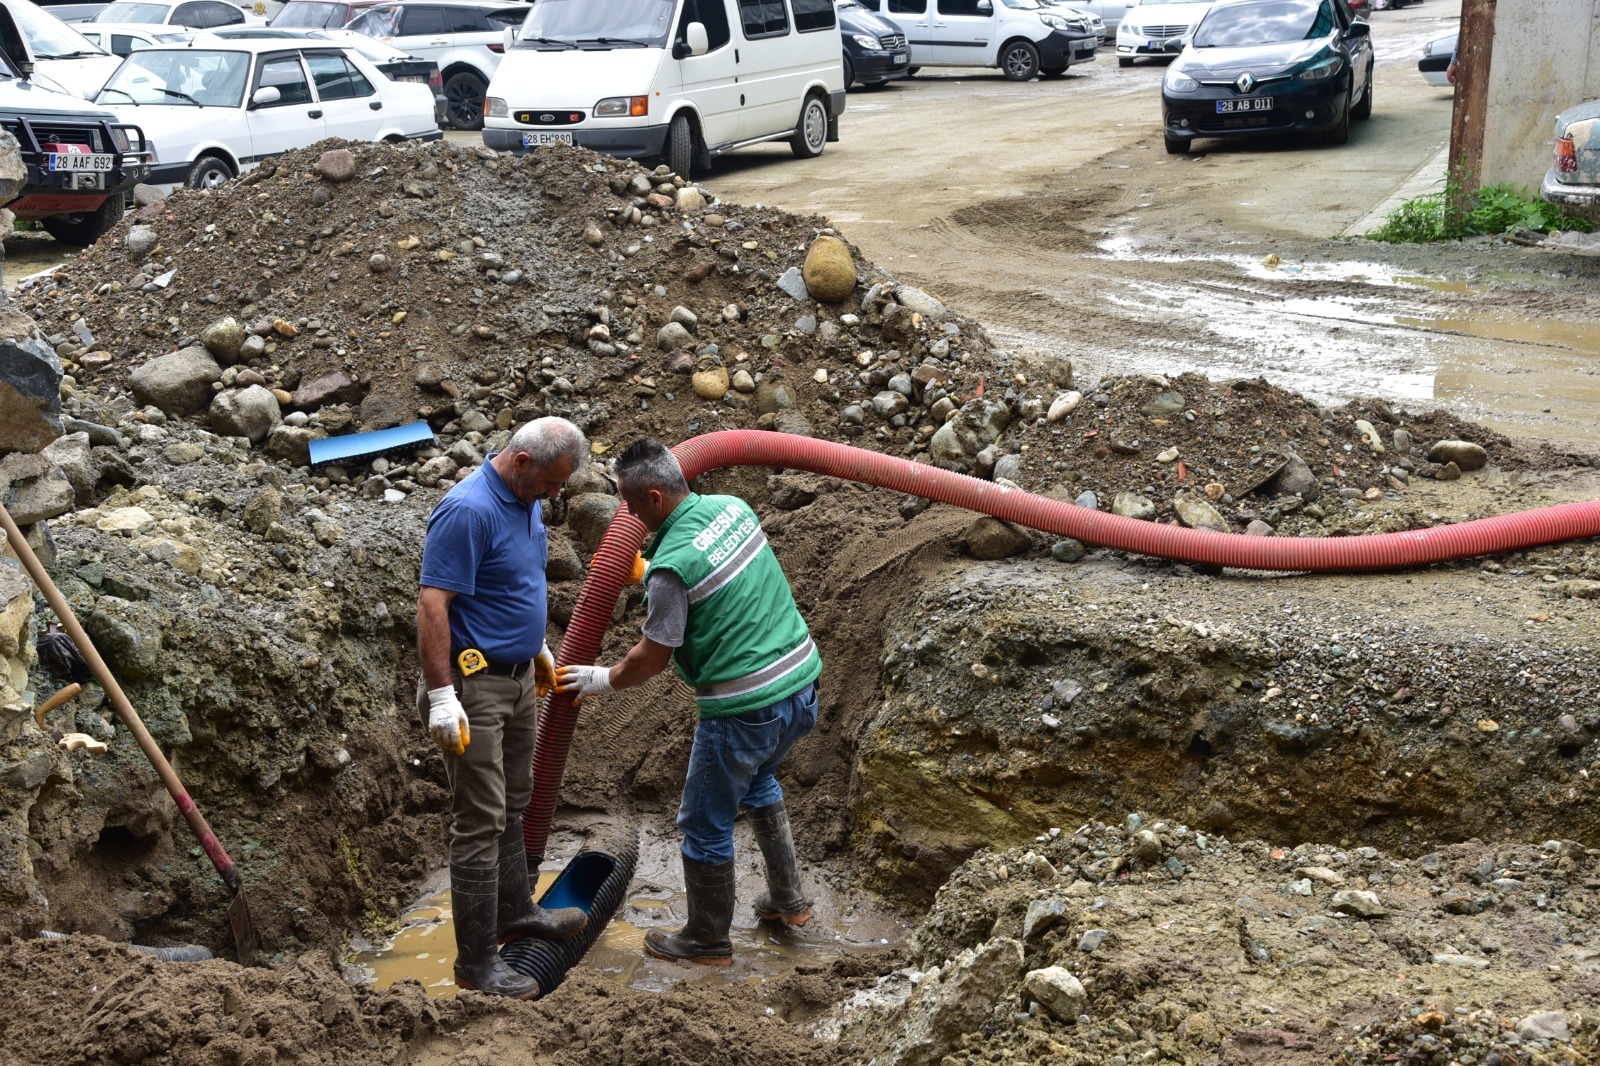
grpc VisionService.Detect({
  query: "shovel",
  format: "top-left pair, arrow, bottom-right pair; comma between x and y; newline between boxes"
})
0,501 -> 260,964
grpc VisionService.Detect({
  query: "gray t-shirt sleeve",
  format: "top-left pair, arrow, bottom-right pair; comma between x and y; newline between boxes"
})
642,569 -> 688,648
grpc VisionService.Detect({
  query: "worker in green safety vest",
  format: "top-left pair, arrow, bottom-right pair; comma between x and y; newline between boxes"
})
556,438 -> 821,966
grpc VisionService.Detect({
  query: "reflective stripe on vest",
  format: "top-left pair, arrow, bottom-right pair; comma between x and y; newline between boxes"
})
695,635 -> 817,702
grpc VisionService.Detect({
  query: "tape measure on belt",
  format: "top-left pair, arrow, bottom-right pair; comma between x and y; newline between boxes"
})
457,648 -> 487,676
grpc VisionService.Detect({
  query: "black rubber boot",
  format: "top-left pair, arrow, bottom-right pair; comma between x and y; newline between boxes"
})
749,800 -> 812,926
644,855 -> 735,966
451,863 -> 539,998
496,823 -> 586,941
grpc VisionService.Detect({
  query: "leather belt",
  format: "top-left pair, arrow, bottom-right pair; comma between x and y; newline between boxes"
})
455,652 -> 532,679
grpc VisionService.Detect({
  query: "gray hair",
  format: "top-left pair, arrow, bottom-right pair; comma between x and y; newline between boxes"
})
507,416 -> 588,472
615,438 -> 688,495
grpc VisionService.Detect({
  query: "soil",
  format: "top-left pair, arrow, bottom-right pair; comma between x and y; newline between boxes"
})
2,4 -> 1599,1062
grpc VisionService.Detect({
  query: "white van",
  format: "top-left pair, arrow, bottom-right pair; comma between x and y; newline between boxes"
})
853,0 -> 1098,80
482,0 -> 845,177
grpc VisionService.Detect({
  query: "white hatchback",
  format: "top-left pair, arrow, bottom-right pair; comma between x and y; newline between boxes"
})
93,38 -> 439,188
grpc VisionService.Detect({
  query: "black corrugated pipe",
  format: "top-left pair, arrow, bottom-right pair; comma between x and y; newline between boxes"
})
39,930 -> 214,962
498,832 -> 639,996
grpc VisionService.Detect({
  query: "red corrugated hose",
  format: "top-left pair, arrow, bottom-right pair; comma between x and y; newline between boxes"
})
524,429 -> 1600,859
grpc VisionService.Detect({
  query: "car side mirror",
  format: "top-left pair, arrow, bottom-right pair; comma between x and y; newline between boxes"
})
976,0 -> 992,10
1346,20 -> 1369,35
249,84 -> 280,107
502,25 -> 514,50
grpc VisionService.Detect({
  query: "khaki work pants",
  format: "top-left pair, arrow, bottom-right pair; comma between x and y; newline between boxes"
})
416,667 -> 539,868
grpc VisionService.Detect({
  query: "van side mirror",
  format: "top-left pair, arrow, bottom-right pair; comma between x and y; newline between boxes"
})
976,0 -> 992,10
686,22 -> 708,55
502,26 -> 514,50
249,85 -> 281,108
1345,20 -> 1369,35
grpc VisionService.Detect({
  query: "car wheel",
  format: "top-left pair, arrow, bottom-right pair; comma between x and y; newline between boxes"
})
790,93 -> 828,159
39,193 -> 125,247
186,153 -> 234,191
905,66 -> 919,76
1326,91 -> 1351,145
843,53 -> 855,89
1000,39 -> 1040,81
1118,57 -> 1134,67
667,112 -> 695,178
1041,66 -> 1067,77
1163,133 -> 1189,155
1351,61 -> 1373,119
443,70 -> 487,131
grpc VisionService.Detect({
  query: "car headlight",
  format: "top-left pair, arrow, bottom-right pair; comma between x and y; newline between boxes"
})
485,96 -> 507,118
1040,13 -> 1070,29
1295,56 -> 1342,81
851,33 -> 880,50
1165,68 -> 1199,92
594,95 -> 648,118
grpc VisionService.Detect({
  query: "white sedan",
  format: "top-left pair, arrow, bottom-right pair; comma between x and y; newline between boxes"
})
93,38 -> 439,189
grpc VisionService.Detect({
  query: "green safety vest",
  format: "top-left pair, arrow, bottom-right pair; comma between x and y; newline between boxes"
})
643,493 -> 821,719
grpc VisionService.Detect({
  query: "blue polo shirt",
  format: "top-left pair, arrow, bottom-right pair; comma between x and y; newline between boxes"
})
419,456 -> 548,664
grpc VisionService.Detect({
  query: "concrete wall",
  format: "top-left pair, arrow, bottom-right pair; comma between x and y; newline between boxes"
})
1478,0 -> 1600,189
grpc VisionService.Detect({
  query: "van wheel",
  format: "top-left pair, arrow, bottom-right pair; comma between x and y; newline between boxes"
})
842,53 -> 855,88
444,71 -> 487,131
1041,66 -> 1066,77
905,66 -> 919,76
667,113 -> 696,178
790,93 -> 827,159
1000,40 -> 1040,81
39,194 -> 124,247
1118,56 -> 1133,67
187,153 -> 234,190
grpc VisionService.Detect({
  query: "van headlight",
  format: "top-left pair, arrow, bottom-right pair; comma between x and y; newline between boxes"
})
1295,56 -> 1342,81
594,96 -> 648,118
1040,12 -> 1082,30
1165,68 -> 1198,92
485,96 -> 507,118
851,33 -> 880,50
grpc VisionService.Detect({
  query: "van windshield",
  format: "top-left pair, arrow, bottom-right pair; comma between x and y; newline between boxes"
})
517,0 -> 674,47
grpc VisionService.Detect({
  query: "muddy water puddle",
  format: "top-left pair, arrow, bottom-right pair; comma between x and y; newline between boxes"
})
1048,243 -> 1600,447
349,826 -> 907,999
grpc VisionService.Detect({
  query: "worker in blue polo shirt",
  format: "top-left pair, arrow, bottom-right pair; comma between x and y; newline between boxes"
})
416,416 -> 590,999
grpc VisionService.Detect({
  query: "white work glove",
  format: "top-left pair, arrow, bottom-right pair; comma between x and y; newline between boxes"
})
534,643 -> 557,700
427,685 -> 470,755
555,664 -> 613,705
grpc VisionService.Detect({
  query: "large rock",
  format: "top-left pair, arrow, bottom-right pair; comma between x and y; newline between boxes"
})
930,419 -> 981,468
1024,966 -> 1087,1023
210,385 -> 282,444
130,346 -> 222,418
266,424 -> 322,466
42,432 -> 94,505
0,331 -> 63,456
199,317 -> 246,364
1014,346 -> 1073,388
962,517 -> 1032,560
1174,491 -> 1228,533
893,285 -> 948,323
567,493 -> 621,553
0,451 -> 73,523
0,130 -> 27,205
1427,439 -> 1488,472
292,371 -> 363,411
878,938 -> 1025,1066
801,235 -> 857,303
315,147 -> 356,183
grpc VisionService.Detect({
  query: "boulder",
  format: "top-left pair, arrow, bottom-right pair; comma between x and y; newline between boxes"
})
130,346 -> 222,417
210,385 -> 282,444
1014,347 -> 1073,388
125,224 -> 158,257
546,531 -> 585,582
292,371 -> 363,411
1112,492 -> 1156,520
0,451 -> 73,523
675,186 -> 706,212
1024,967 -> 1087,1023
315,147 -> 356,183
358,390 -> 412,431
929,419 -> 981,468
0,130 -> 27,204
893,285 -> 948,323
200,317 -> 246,364
41,432 -> 94,506
1427,439 -> 1488,471
962,516 -> 1032,560
879,939 -> 1024,1066
656,322 -> 693,351
1174,491 -> 1228,533
567,493 -> 621,552
0,333 -> 63,456
692,366 -> 730,400
801,235 -> 857,303
265,424 -> 322,466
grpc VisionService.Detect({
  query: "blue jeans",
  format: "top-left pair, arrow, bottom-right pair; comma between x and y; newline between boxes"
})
676,683 -> 819,865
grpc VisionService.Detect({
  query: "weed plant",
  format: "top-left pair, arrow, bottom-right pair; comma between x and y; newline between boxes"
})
1369,180 -> 1594,243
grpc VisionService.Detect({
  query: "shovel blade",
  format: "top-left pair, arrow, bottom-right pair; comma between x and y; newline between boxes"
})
229,890 -> 260,965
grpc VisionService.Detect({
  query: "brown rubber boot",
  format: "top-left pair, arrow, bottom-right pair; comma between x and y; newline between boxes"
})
496,823 -> 586,941
749,800 -> 811,926
644,855 -> 735,966
451,863 -> 539,998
